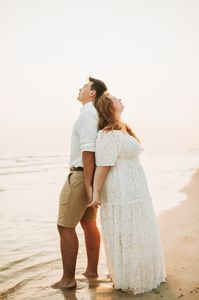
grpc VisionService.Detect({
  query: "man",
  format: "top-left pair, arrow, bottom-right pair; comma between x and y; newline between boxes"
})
52,77 -> 108,289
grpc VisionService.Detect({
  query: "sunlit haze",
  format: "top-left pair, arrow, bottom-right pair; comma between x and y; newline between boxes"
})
0,0 -> 199,155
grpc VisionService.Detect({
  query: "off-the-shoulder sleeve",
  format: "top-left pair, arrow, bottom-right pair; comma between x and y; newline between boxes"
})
95,131 -> 123,166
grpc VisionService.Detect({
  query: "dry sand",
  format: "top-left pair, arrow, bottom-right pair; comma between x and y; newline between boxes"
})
57,169 -> 199,300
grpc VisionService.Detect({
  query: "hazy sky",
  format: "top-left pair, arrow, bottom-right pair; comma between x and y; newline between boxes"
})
0,0 -> 199,155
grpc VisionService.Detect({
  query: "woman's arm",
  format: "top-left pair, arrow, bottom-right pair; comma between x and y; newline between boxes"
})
93,166 -> 110,193
88,166 -> 110,207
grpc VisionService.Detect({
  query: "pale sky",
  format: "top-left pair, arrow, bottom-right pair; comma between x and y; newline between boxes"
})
0,0 -> 199,155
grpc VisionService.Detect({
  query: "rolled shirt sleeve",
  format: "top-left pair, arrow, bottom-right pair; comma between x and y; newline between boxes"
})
77,110 -> 98,152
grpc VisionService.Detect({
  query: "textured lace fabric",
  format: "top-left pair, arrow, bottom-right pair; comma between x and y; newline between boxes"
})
95,130 -> 166,294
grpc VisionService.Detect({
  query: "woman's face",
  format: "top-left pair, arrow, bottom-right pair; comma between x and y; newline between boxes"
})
109,94 -> 124,114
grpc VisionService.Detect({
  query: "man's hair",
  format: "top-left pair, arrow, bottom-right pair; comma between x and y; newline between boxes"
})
89,77 -> 107,99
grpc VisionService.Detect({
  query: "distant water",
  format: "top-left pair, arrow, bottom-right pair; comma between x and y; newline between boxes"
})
0,152 -> 199,299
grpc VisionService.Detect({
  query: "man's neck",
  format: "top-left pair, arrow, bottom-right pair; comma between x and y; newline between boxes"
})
82,98 -> 94,106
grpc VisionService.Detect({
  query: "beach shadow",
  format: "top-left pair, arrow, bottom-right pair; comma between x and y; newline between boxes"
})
92,280 -> 178,300
57,276 -> 178,300
62,289 -> 78,300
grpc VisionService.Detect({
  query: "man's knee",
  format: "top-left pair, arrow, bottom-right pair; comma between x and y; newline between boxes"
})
57,224 -> 76,235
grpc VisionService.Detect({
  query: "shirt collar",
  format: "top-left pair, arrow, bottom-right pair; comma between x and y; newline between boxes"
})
80,101 -> 94,112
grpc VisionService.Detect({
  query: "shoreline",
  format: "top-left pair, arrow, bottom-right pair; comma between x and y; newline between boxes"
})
156,168 -> 199,300
0,169 -> 199,300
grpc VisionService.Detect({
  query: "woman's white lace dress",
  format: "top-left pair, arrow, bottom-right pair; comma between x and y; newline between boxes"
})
95,130 -> 166,294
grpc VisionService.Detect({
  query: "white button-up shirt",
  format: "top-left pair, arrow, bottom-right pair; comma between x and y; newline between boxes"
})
69,101 -> 99,168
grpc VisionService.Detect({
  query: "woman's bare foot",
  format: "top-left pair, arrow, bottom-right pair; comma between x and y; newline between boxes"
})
82,271 -> 98,278
106,273 -> 113,281
51,278 -> 77,289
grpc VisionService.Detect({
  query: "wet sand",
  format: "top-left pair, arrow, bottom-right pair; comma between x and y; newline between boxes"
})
1,169 -> 199,300
56,169 -> 199,300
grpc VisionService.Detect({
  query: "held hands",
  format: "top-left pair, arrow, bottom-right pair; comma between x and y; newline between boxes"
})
85,184 -> 101,208
87,191 -> 101,208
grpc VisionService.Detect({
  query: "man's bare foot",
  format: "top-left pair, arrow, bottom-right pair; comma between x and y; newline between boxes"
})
82,271 -> 98,279
51,278 -> 77,289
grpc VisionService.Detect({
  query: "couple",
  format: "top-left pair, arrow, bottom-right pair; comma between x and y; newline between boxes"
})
52,77 -> 166,294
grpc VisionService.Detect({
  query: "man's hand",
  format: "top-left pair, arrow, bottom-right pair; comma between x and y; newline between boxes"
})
87,191 -> 101,208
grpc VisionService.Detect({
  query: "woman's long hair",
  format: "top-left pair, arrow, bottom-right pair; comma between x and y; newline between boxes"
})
94,92 -> 140,142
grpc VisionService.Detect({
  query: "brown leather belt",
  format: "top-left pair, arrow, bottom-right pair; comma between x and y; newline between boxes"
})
70,166 -> 84,171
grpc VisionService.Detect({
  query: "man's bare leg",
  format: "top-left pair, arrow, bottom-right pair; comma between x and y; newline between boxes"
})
51,225 -> 78,289
81,219 -> 100,278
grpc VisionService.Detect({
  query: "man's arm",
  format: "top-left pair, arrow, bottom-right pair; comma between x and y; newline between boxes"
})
77,109 -> 98,201
82,151 -> 95,202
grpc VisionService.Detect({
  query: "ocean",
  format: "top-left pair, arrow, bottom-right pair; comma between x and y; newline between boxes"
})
0,152 -> 199,299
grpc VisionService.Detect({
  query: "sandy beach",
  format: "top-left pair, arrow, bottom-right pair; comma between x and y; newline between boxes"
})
49,168 -> 199,300
0,167 -> 199,300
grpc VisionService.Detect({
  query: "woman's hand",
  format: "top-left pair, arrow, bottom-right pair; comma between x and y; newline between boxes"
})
87,191 -> 101,208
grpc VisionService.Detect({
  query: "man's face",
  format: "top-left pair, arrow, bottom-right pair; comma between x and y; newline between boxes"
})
77,82 -> 95,103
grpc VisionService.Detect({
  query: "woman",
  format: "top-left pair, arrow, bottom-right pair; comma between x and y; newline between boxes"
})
89,92 -> 166,294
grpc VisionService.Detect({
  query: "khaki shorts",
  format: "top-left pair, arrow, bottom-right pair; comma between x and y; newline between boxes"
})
57,171 -> 97,228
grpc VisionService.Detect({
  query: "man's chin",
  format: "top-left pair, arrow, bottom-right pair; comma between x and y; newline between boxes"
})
77,98 -> 83,103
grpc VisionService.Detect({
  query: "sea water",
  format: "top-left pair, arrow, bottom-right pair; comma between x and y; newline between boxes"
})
0,152 -> 198,299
